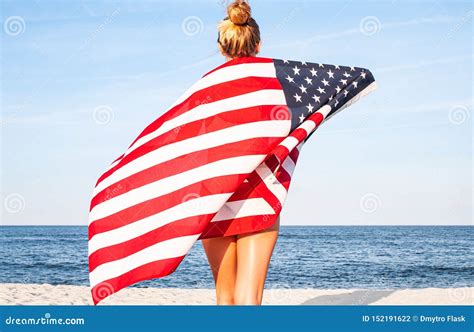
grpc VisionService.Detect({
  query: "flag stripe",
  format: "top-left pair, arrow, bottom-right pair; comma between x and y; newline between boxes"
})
211,197 -> 275,222
90,234 -> 201,287
119,76 -> 283,161
89,174 -> 248,239
90,136 -> 280,211
89,214 -> 214,272
89,155 -> 268,224
91,256 -> 185,304
89,193 -> 232,256
93,115 -> 290,201
172,61 -> 277,108
119,63 -> 279,158
88,56 -> 376,304
94,89 -> 288,192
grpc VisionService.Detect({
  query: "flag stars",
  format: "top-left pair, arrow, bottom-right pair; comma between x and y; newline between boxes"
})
304,77 -> 313,85
299,113 -> 305,123
299,84 -> 308,94
352,81 -> 358,88
350,66 -> 355,71
321,78 -> 330,86
336,86 -> 341,93
309,68 -> 317,76
318,63 -> 324,68
361,72 -> 367,79
301,61 -> 307,65
340,79 -> 348,85
306,103 -> 314,113
317,87 -> 326,94
293,93 -> 302,102
335,65 -> 340,69
292,65 -> 301,75
343,71 -> 351,78
327,69 -> 334,78
285,75 -> 295,83
312,94 -> 321,103
343,90 -> 349,97
283,59 -> 290,63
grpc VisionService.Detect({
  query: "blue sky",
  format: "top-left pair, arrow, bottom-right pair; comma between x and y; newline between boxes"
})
1,0 -> 472,226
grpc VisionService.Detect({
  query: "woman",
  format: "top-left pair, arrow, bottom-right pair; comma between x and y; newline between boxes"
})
201,0 -> 278,306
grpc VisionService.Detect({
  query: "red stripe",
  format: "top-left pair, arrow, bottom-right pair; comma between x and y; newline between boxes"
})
90,135 -> 281,211
200,159 -> 283,239
129,76 -> 281,145
96,77 -> 284,186
276,165 -> 291,191
107,75 -> 281,174
200,214 -> 277,239
203,56 -> 273,77
89,215 -> 213,272
289,145 -> 300,163
111,154 -> 124,165
91,255 -> 185,305
93,102 -> 286,192
89,173 -> 247,239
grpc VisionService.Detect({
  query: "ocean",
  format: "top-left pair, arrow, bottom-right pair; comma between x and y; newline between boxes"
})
1,226 -> 472,289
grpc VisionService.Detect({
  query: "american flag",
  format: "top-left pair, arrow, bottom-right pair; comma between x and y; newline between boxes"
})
88,56 -> 376,304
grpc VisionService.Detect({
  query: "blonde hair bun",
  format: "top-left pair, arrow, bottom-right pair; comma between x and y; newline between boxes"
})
227,0 -> 251,26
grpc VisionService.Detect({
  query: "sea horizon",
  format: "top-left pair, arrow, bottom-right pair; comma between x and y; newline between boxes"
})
1,225 -> 472,289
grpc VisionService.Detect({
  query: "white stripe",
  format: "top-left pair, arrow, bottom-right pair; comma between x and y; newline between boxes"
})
113,89 -> 286,164
93,119 -> 291,197
255,164 -> 288,205
282,155 -> 296,176
89,155 -> 267,223
317,104 -> 333,119
211,198 -> 275,222
90,234 -> 201,287
170,62 -> 277,108
299,119 -> 317,135
277,136 -> 299,152
94,119 -> 290,197
273,119 -> 317,158
273,104 -> 332,157
89,193 -> 232,256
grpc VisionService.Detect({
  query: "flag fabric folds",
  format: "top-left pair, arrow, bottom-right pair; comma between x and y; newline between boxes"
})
88,56 -> 377,304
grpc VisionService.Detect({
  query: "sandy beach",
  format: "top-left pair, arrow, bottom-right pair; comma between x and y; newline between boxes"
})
1,284 -> 472,305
